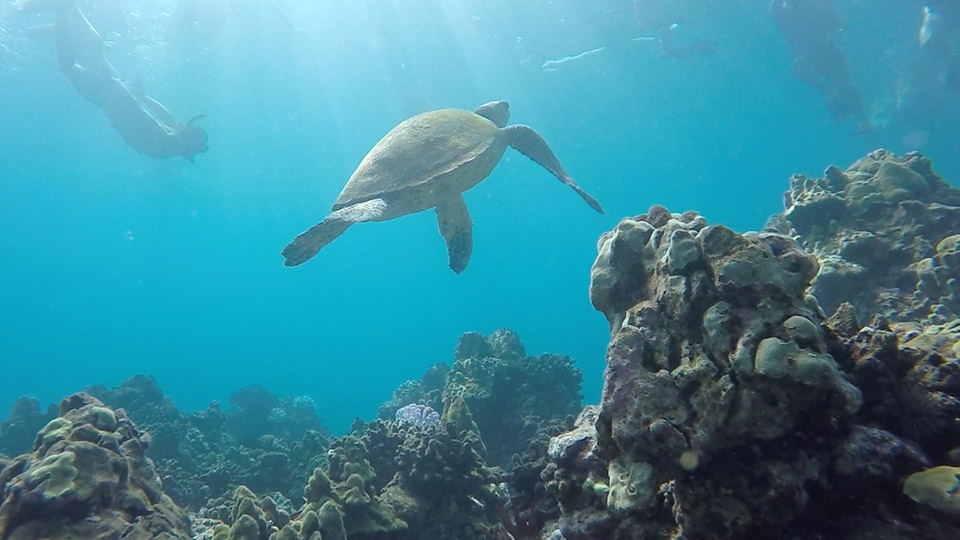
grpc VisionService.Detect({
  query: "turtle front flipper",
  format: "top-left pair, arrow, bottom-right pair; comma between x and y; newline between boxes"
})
504,124 -> 605,214
282,199 -> 387,266
435,194 -> 473,274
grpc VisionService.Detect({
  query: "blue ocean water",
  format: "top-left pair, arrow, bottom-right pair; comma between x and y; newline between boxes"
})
0,0 -> 957,433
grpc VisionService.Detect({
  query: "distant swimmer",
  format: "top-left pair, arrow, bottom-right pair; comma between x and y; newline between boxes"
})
920,1 -> 959,53
770,0 -> 870,131
659,23 -> 718,59
919,1 -> 960,92
53,0 -> 208,161
633,0 -> 719,59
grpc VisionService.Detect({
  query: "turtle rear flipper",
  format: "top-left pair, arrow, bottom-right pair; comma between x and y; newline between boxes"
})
435,194 -> 473,274
282,199 -> 387,266
504,124 -> 604,214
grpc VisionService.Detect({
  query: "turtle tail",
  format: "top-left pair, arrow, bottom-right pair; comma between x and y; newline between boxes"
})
504,124 -> 604,214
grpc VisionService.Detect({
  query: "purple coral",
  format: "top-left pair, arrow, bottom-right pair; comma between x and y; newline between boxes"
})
394,404 -> 440,428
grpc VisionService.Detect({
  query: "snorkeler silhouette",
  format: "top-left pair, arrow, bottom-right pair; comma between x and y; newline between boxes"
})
53,0 -> 207,161
919,1 -> 960,92
633,0 -> 718,59
769,0 -> 870,131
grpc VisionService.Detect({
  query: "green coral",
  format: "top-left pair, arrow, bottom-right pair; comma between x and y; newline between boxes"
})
88,406 -> 117,432
337,473 -> 370,505
299,463 -> 406,537
229,514 -> 261,540
269,525 -> 298,540
26,452 -> 77,498
210,523 -> 231,540
873,161 -> 929,202
299,509 -> 320,539
35,418 -> 72,453
318,500 -> 347,540
441,395 -> 483,441
903,466 -> 960,515
231,485 -> 261,523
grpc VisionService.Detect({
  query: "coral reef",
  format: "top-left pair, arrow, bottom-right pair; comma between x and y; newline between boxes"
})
205,383 -> 519,540
378,329 -> 582,468
307,397 -> 504,540
377,363 -> 449,421
0,393 -> 192,540
5,149 -> 960,539
547,203 -> 960,539
443,329 -> 583,466
83,376 -> 331,509
773,149 -> 960,324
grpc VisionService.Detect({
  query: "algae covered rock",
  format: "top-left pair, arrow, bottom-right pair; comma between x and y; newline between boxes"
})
566,205 -> 864,539
775,149 -> 960,323
560,151 -> 960,540
0,393 -> 192,540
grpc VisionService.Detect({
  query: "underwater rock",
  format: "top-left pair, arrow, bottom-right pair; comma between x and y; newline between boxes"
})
0,393 -> 192,540
773,149 -> 960,324
565,194 -> 960,539
442,329 -> 583,466
571,206 -> 875,538
226,385 -> 322,446
548,406 -> 600,466
0,396 -> 56,458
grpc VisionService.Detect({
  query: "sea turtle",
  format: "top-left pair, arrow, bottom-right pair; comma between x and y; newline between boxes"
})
282,100 -> 604,273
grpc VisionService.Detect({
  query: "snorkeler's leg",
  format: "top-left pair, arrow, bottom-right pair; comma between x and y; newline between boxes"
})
54,3 -> 108,74
55,3 -> 125,107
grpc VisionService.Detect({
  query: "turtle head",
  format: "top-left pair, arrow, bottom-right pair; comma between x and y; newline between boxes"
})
474,101 -> 510,128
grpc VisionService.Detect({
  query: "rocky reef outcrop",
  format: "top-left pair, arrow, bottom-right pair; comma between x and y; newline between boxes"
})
546,201 -> 960,539
773,149 -> 960,324
0,393 -> 192,540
